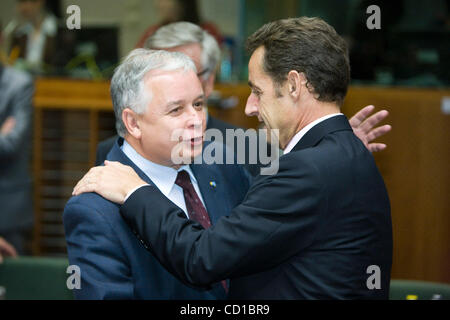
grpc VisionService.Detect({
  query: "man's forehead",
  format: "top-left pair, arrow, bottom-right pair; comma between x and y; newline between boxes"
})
145,69 -> 203,97
249,46 -> 265,69
145,68 -> 193,80
248,49 -> 264,84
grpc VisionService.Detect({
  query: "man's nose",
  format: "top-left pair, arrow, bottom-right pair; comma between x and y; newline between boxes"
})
187,106 -> 204,128
245,94 -> 259,117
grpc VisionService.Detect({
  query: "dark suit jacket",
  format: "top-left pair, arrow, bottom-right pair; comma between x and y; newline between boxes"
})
0,66 -> 34,233
63,138 -> 251,299
120,115 -> 393,299
95,115 -> 265,176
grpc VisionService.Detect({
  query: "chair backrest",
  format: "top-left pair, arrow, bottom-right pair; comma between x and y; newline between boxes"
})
0,256 -> 74,300
390,279 -> 450,300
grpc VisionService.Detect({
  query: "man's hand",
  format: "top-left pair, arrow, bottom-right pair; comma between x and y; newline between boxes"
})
349,105 -> 392,152
0,117 -> 16,135
72,160 -> 147,204
0,237 -> 18,264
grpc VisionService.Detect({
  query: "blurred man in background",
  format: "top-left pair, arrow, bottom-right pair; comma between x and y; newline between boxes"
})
3,0 -> 58,73
0,59 -> 34,255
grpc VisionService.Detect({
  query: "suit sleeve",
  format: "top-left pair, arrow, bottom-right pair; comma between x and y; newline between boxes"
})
0,76 -> 33,158
120,158 -> 325,287
63,202 -> 134,299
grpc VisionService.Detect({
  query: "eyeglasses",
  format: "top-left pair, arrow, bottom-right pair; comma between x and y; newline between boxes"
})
197,68 -> 209,78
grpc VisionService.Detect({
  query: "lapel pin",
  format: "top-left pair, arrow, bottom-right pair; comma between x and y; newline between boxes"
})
209,181 -> 216,188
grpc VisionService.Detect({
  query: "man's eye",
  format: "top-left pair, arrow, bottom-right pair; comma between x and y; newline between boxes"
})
170,107 -> 182,114
194,101 -> 204,109
253,90 -> 262,98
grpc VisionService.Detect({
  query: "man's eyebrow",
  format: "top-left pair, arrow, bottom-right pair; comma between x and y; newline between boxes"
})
193,94 -> 205,101
165,100 -> 185,109
248,81 -> 261,91
165,94 -> 205,109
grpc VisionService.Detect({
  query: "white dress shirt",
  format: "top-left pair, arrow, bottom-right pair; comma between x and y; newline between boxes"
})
121,140 -> 206,218
283,113 -> 343,155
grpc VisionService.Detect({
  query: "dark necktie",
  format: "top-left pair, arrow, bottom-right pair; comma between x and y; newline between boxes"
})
175,170 -> 228,292
175,170 -> 211,229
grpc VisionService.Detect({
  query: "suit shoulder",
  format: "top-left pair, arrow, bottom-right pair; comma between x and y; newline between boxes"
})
278,148 -> 323,174
64,192 -> 119,221
281,130 -> 365,167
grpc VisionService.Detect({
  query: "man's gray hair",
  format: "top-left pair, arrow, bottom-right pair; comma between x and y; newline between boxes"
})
110,48 -> 196,137
144,22 -> 220,81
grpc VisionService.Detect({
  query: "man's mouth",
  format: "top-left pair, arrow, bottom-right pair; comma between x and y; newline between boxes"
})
189,136 -> 203,146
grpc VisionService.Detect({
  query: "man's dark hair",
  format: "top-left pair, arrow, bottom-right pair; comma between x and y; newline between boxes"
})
246,17 -> 350,105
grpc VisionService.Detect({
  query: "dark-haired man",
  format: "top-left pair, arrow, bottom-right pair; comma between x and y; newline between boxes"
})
74,17 -> 393,299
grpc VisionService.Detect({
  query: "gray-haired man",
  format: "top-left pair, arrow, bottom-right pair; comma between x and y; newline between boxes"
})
64,49 -> 252,299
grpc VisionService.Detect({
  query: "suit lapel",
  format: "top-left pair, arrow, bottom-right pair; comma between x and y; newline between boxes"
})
292,115 -> 353,152
106,137 -> 154,186
190,163 -> 229,226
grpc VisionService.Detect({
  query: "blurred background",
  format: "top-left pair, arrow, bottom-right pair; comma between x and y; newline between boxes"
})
0,0 -> 448,299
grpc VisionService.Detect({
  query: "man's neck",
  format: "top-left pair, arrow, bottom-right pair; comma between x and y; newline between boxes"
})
282,100 -> 340,149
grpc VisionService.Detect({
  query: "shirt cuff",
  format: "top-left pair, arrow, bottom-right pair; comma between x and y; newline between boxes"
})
124,184 -> 150,202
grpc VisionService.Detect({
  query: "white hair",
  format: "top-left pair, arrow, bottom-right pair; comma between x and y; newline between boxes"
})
144,21 -> 221,81
110,48 -> 196,137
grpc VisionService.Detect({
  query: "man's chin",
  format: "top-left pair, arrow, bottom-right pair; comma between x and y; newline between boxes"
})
179,145 -> 203,164
170,141 -> 203,166
190,146 -> 203,161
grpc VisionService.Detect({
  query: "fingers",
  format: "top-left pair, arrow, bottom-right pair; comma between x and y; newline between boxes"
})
365,124 -> 392,143
71,161 -> 142,202
349,105 -> 375,128
0,237 -> 18,258
72,183 -> 98,196
367,143 -> 387,153
72,166 -> 102,195
106,160 -> 137,177
72,171 -> 91,194
1,117 -> 17,135
105,160 -> 122,167
358,110 -> 389,134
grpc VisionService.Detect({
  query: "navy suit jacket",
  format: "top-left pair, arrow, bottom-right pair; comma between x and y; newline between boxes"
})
120,115 -> 393,299
63,138 -> 251,299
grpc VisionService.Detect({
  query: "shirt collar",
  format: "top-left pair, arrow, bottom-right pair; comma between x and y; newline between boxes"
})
121,140 -> 197,197
283,113 -> 343,154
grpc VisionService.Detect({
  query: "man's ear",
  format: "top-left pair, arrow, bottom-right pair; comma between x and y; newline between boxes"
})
122,108 -> 141,139
287,70 -> 302,100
